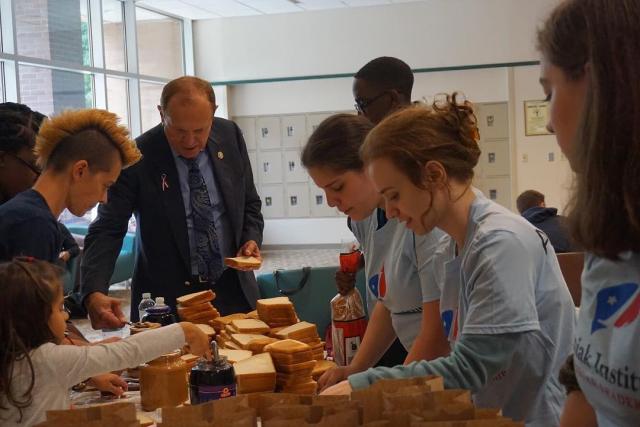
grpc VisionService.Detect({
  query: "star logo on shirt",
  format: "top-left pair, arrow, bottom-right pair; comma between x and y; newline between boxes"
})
608,295 -> 617,306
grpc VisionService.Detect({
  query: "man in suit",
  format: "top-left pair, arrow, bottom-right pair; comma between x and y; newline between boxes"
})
81,76 -> 264,329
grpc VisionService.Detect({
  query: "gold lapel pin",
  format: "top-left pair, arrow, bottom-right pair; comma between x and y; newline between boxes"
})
217,151 -> 224,160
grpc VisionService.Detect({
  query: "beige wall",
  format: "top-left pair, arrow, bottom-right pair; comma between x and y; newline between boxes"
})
512,65 -> 573,213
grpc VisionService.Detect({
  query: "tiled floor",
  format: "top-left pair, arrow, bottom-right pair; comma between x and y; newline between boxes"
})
74,248 -> 342,341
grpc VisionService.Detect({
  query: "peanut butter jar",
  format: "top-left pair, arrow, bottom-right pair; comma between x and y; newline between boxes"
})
140,350 -> 189,411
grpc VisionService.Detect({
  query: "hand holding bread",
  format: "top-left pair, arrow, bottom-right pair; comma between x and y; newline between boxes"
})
230,240 -> 262,271
179,322 -> 212,360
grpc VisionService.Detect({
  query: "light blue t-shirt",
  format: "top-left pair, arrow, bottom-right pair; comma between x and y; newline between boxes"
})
350,209 -> 443,350
574,251 -> 640,427
418,192 -> 574,426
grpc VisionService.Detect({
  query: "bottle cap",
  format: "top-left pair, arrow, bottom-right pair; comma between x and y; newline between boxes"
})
142,292 -> 151,299
155,297 -> 165,305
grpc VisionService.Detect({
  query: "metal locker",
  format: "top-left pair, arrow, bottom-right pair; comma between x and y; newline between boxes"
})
258,151 -> 283,184
248,151 -> 258,184
480,176 -> 512,210
477,103 -> 509,141
283,150 -> 308,183
234,117 -> 257,150
285,183 -> 310,218
256,116 -> 281,150
479,140 -> 510,176
259,185 -> 285,219
308,181 -> 338,217
281,115 -> 307,148
306,113 -> 333,136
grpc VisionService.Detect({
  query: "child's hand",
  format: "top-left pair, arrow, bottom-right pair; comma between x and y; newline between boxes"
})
320,379 -> 353,395
180,322 -> 212,360
88,373 -> 128,396
59,251 -> 71,262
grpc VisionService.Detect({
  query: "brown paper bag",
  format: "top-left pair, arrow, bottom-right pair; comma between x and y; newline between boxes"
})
351,386 -> 382,423
41,402 -> 138,426
411,420 -> 523,427
418,403 -> 476,421
371,375 -> 443,393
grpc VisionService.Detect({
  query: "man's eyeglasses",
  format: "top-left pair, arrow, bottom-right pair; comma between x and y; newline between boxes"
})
354,91 -> 389,114
8,152 -> 41,177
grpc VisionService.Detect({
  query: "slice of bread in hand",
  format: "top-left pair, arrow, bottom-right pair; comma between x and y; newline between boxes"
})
224,256 -> 262,269
176,290 -> 215,307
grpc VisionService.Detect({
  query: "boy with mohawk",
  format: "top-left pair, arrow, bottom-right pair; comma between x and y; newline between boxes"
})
0,109 -> 141,263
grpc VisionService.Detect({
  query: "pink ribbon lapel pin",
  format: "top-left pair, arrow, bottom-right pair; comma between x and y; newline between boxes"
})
161,173 -> 169,191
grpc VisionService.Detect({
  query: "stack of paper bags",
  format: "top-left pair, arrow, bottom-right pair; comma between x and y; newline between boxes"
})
34,402 -> 139,427
159,395 -> 256,427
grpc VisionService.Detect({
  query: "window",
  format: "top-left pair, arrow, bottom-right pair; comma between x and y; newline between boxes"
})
15,0 -> 91,66
136,7 -> 183,79
0,63 -> 4,103
106,76 -> 129,128
140,80 -> 163,132
103,0 -> 126,72
18,65 -> 93,116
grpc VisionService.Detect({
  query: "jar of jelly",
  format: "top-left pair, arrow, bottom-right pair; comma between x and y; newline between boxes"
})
141,297 -> 176,326
189,341 -> 236,404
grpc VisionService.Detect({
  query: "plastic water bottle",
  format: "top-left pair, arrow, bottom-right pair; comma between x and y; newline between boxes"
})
141,297 -> 177,326
138,292 -> 155,322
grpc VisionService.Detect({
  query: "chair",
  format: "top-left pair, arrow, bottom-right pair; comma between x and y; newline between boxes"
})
556,252 -> 584,307
257,266 -> 367,336
64,223 -> 137,287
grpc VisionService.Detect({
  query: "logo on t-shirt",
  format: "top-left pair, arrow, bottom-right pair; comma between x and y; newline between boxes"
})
441,309 -> 459,341
591,282 -> 640,333
368,267 -> 386,299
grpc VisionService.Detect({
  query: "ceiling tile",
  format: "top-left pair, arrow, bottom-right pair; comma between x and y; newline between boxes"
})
342,0 -> 391,6
182,0 -> 261,17
239,0 -> 304,14
137,0 -> 220,19
296,0 -> 347,11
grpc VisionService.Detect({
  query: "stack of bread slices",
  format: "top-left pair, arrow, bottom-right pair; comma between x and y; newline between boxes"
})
175,290 -> 219,325
273,321 -> 324,361
264,339 -> 318,394
256,297 -> 299,328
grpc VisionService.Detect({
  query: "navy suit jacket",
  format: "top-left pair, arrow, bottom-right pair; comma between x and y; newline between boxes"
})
81,117 -> 263,319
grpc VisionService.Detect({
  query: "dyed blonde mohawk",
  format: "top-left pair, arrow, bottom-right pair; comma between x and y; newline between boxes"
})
35,109 -> 141,168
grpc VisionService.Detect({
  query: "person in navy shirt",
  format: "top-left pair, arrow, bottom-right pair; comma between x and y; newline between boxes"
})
0,109 -> 141,266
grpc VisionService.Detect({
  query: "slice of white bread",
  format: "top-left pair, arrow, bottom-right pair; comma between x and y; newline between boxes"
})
224,256 -> 262,269
212,313 -> 249,331
264,339 -> 311,354
273,322 -> 318,340
177,302 -> 217,317
257,296 -> 292,307
231,318 -> 271,334
234,353 -> 277,393
225,341 -> 242,351
311,360 -> 337,379
273,360 -> 316,374
231,333 -> 274,348
270,349 -> 314,365
176,290 -> 215,307
219,349 -> 253,364
194,323 -> 216,338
